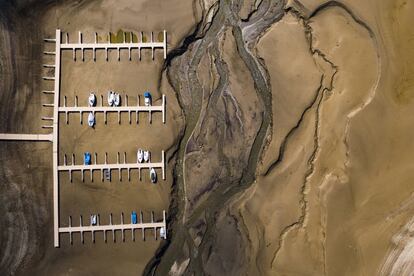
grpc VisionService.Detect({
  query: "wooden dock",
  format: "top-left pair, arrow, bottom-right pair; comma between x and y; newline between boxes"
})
62,30 -> 167,61
60,210 -> 167,243
60,94 -> 166,124
59,151 -> 165,182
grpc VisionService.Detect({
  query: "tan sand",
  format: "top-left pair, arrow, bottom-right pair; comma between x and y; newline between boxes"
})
233,12 -> 329,275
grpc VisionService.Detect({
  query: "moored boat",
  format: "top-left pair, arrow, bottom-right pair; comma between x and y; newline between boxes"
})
91,214 -> 97,226
131,211 -> 137,224
88,93 -> 96,107
88,112 -> 95,127
84,152 -> 91,165
137,148 -> 144,163
143,150 -> 150,162
107,91 -> 115,106
160,226 -> 167,239
150,168 -> 157,183
114,93 -> 121,106
144,92 -> 152,106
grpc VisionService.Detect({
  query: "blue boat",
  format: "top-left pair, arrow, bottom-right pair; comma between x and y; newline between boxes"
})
84,152 -> 91,165
131,211 -> 138,224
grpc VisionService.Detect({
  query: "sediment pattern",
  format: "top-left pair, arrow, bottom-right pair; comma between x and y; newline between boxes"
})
1,0 -> 414,275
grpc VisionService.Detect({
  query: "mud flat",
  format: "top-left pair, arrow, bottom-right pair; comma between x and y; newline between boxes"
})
2,0 -> 414,275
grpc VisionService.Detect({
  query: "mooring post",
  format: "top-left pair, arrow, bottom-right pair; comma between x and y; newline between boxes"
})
153,212 -> 157,240
163,30 -> 167,59
141,211 -> 145,241
121,212 -> 125,242
162,94 -> 166,124
69,216 -> 73,245
80,215 -> 84,244
162,150 -> 165,180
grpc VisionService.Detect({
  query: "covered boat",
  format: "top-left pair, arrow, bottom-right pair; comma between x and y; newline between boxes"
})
150,168 -> 157,183
137,148 -> 144,163
143,150 -> 150,162
88,112 -> 95,127
88,93 -> 96,107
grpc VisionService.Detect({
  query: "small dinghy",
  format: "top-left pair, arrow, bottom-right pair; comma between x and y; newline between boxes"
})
150,168 -> 157,183
114,93 -> 121,106
107,91 -> 115,106
88,112 -> 95,127
143,150 -> 150,162
88,93 -> 96,107
137,148 -> 144,163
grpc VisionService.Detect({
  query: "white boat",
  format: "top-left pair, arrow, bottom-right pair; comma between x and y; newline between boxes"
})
114,93 -> 121,106
137,148 -> 144,163
160,227 -> 167,239
88,112 -> 95,127
143,150 -> 150,162
107,91 -> 115,106
88,93 -> 96,107
150,168 -> 157,183
91,214 -> 97,226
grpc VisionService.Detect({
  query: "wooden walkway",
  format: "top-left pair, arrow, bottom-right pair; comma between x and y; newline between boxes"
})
0,134 -> 53,141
